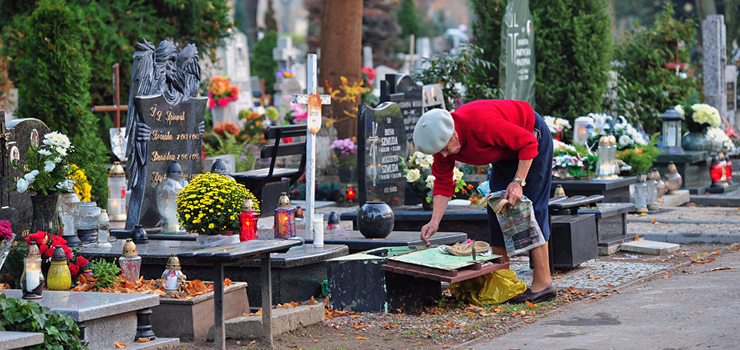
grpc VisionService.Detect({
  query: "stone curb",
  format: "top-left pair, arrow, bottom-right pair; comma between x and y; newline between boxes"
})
639,232 -> 740,244
117,337 -> 180,350
206,304 -> 324,340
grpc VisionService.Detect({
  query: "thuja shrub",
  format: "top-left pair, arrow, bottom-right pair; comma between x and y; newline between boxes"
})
13,0 -> 108,204
605,4 -> 702,134
470,0 -> 612,120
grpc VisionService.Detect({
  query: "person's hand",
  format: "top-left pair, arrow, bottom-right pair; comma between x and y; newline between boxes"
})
505,181 -> 523,206
420,221 -> 439,246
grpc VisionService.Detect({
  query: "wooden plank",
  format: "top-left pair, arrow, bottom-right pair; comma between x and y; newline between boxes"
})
383,262 -> 510,283
383,260 -> 458,277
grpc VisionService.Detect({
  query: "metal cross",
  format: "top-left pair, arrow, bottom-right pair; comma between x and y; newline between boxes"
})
91,63 -> 128,129
290,54 -> 330,243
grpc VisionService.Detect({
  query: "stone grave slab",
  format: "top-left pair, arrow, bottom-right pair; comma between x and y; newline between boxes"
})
152,282 -> 248,341
77,240 -> 348,308
396,76 -> 423,140
1,290 -> 176,350
357,102 -> 407,206
132,95 -> 206,228
620,240 -> 680,255
551,176 -> 636,202
579,202 -> 636,255
0,331 -> 44,349
654,151 -> 710,194
0,115 -> 51,238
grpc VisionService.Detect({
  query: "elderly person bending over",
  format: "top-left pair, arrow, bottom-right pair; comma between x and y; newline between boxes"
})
413,100 -> 555,303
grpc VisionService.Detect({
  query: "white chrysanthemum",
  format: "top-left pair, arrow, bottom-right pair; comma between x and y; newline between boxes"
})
406,169 -> 421,183
674,105 -> 685,117
38,149 -> 52,156
24,170 -> 39,183
453,167 -> 464,182
16,178 -> 29,193
425,175 -> 436,189
43,131 -> 71,151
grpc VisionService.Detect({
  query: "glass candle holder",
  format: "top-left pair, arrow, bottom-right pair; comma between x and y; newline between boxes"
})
240,211 -> 258,241
76,202 -> 100,244
21,242 -> 44,299
119,238 -> 141,284
161,254 -> 185,293
47,246 -> 72,291
632,174 -> 648,213
107,161 -> 127,221
274,207 -> 296,239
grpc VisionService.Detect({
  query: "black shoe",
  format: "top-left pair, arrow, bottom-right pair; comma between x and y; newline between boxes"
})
508,283 -> 557,304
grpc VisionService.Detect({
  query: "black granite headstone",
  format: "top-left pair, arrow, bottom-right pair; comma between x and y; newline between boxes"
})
396,76 -> 423,139
134,95 -> 206,227
357,102 -> 407,206
0,114 -> 51,238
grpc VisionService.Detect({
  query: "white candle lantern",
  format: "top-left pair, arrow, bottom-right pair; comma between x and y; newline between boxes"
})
21,242 -> 44,299
107,161 -> 127,221
661,107 -> 683,154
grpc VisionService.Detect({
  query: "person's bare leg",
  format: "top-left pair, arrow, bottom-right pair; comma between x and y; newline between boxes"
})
491,246 -> 509,264
529,242 -> 552,292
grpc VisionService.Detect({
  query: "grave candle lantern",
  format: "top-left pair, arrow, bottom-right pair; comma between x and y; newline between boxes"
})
645,172 -> 659,211
21,241 -> 44,299
663,162 -> 683,194
652,168 -> 667,203
58,186 -> 81,246
161,254 -> 185,294
119,238 -> 142,284
597,135 -> 611,178
632,174 -> 649,213
156,162 -> 186,234
274,192 -> 296,239
345,185 -> 356,202
47,245 -> 72,291
607,133 -> 618,178
239,198 -> 258,241
726,156 -> 734,185
661,107 -> 683,154
710,156 -> 728,188
107,161 -> 127,221
573,116 -> 592,145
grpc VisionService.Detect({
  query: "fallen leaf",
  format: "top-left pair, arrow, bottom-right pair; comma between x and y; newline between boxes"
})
511,310 -> 526,316
244,308 -> 262,317
309,296 -> 317,305
650,218 -> 656,223
552,276 -> 562,279
466,304 -> 484,312
710,267 -> 732,271
523,319 -> 532,323
135,338 -> 150,343
713,251 -> 720,255
353,323 -> 369,329
584,300 -> 595,303
587,274 -> 601,280
286,345 -> 299,348
661,274 -> 671,278
464,312 -> 477,317
114,341 -> 126,348
312,338 -> 318,343
525,300 -> 537,309
479,311 -> 497,317
493,306 -> 504,312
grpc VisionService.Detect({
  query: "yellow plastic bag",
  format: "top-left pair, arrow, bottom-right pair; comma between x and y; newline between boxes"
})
450,269 -> 527,305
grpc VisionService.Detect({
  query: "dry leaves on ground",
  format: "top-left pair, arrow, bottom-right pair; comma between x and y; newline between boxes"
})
113,341 -> 126,348
72,276 -> 232,299
710,267 -> 732,271
587,274 -> 601,280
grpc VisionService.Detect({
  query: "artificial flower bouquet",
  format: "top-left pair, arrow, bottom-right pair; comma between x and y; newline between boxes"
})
11,131 -> 84,195
0,220 -> 14,271
585,113 -> 649,150
400,151 -> 469,203
675,103 -> 721,133
207,76 -> 239,109
543,115 -> 571,141
176,173 -> 259,235
707,127 -> 735,153
23,231 -> 88,276
331,138 -> 357,171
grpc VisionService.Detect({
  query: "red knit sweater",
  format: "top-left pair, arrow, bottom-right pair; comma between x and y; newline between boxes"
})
431,100 -> 538,198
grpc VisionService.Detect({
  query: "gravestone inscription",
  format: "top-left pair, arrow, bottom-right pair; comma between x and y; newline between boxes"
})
135,95 -> 207,228
396,76 -> 423,140
357,102 -> 406,207
0,113 -> 51,237
500,0 -> 535,105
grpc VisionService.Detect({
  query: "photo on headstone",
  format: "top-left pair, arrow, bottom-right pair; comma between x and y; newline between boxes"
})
357,102 -> 407,207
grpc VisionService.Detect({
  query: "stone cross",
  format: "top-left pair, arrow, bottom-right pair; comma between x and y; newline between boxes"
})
703,15 -> 728,121
398,35 -> 419,75
273,36 -> 298,89
291,54 -> 330,238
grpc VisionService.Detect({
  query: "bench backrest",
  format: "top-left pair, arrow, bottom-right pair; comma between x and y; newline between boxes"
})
261,124 -> 307,185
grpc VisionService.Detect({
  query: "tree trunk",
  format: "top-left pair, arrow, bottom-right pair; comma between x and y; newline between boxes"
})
319,0 -> 363,139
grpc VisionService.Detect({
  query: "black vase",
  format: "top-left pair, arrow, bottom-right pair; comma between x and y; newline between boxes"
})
357,201 -> 394,239
31,193 -> 60,233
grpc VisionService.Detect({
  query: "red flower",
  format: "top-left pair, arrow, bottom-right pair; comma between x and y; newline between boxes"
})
69,263 -> 80,276
76,256 -> 89,268
63,246 -> 73,260
218,97 -> 228,107
50,235 -> 67,246
39,244 -> 50,257
208,99 -> 216,109
362,66 -> 376,80
26,231 -> 46,246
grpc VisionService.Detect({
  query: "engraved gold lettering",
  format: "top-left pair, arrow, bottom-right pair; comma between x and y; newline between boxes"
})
151,151 -> 176,162
165,110 -> 185,125
151,130 -> 173,141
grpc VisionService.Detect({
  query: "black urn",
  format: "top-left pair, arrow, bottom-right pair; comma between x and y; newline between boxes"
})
357,201 -> 394,239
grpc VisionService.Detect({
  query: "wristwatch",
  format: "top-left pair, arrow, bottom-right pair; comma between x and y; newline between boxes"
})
513,177 -> 527,187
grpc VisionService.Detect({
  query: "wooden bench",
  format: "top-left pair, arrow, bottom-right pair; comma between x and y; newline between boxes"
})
232,124 -> 307,215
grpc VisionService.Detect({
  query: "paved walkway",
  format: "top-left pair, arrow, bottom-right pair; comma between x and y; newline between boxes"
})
467,247 -> 740,350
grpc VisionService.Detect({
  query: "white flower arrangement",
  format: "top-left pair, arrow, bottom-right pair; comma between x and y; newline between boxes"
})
400,151 -> 469,203
544,115 -> 572,134
11,131 -> 77,195
552,154 -> 584,169
707,127 -> 735,153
